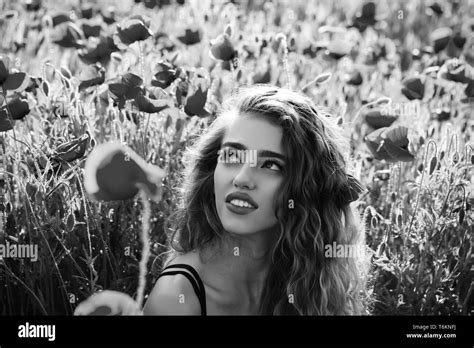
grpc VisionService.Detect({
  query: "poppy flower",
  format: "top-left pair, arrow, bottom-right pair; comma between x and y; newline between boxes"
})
84,142 -> 166,202
452,31 -> 466,49
364,126 -> 415,162
182,78 -> 209,117
78,64 -> 105,91
177,28 -> 201,45
432,108 -> 451,121
0,56 -> 30,92
115,15 -> 153,45
108,72 -> 143,109
401,76 -> 425,100
151,61 -> 180,88
253,67 -> 271,84
24,0 -> 41,11
78,35 -> 119,65
51,22 -> 85,49
346,70 -> 363,85
80,19 -> 103,39
80,4 -> 94,19
363,108 -> 399,129
302,43 -> 321,58
428,2 -> 443,16
430,27 -> 452,53
438,58 -> 473,84
74,290 -> 142,316
154,32 -> 176,52
0,97 -> 30,120
100,6 -> 116,24
209,33 -> 236,61
133,91 -> 170,114
351,2 -> 377,32
49,12 -> 71,27
51,133 -> 90,163
325,40 -> 352,60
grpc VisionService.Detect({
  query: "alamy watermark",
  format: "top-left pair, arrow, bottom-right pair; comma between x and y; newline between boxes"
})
324,242 -> 366,258
0,241 -> 38,262
217,148 -> 258,167
380,101 -> 424,117
18,322 -> 55,341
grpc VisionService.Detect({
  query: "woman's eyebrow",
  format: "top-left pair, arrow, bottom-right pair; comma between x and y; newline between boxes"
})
221,142 -> 286,161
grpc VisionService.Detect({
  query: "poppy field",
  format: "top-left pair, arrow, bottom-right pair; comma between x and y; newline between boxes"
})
0,0 -> 473,315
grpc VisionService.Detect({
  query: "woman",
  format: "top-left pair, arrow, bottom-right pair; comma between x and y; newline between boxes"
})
143,84 -> 371,315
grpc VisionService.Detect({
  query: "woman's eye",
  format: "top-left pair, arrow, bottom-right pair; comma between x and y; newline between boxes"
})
261,160 -> 282,171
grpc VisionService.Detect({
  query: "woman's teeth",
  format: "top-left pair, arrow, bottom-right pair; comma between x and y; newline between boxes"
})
230,199 -> 254,208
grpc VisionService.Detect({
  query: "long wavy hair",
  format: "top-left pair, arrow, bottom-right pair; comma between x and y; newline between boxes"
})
162,84 -> 371,315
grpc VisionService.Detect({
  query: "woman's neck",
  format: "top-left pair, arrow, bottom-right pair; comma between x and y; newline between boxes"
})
199,227 -> 278,300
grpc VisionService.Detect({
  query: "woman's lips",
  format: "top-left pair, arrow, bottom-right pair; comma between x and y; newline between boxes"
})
225,201 -> 257,215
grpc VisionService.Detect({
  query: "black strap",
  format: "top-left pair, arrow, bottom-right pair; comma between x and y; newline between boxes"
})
156,264 -> 207,316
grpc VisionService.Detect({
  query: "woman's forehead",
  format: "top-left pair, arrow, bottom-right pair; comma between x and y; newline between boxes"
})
222,113 -> 284,154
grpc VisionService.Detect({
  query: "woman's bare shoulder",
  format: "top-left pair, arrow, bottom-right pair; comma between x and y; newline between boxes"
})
142,251 -> 203,315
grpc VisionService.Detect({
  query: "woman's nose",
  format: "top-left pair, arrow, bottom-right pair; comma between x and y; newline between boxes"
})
232,163 -> 255,190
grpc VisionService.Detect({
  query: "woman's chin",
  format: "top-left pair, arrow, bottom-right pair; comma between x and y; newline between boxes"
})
222,223 -> 255,236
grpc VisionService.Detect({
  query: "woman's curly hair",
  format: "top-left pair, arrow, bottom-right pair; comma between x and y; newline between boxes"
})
163,84 -> 372,315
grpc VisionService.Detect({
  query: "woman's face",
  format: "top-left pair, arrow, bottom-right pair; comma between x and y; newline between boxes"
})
214,113 -> 286,236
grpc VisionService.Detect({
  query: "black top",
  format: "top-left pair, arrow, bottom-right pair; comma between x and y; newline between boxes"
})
155,263 -> 207,316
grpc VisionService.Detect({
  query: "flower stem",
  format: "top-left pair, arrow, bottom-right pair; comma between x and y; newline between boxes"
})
136,190 -> 151,309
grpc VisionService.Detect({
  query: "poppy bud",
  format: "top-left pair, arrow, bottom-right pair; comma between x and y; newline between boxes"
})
452,152 -> 459,164
390,192 -> 396,203
429,156 -> 437,175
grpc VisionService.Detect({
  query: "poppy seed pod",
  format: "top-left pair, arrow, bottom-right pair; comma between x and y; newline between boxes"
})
210,34 -> 236,61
